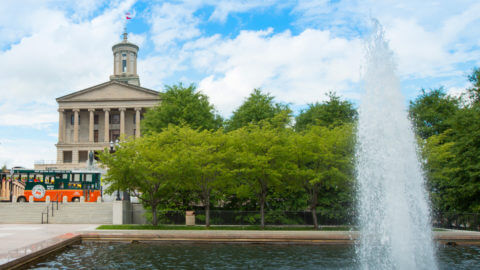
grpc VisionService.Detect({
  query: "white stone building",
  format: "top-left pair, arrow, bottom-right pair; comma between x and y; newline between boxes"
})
35,32 -> 160,170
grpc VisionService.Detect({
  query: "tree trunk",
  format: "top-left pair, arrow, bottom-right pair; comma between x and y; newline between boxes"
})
152,205 -> 158,226
205,201 -> 210,228
311,187 -> 319,230
260,193 -> 265,229
312,207 -> 318,230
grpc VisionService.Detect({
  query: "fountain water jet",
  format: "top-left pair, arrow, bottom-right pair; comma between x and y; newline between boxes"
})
356,22 -> 437,269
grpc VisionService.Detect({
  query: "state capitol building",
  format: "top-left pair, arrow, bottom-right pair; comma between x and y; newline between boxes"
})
35,32 -> 160,170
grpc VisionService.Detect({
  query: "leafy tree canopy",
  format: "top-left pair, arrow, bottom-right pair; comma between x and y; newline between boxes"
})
225,88 -> 291,131
468,67 -> 480,104
142,83 -> 222,134
409,87 -> 460,140
295,92 -> 357,131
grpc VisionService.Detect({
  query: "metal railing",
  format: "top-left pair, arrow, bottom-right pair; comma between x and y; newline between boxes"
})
40,193 -> 63,224
433,212 -> 480,231
131,209 -> 354,226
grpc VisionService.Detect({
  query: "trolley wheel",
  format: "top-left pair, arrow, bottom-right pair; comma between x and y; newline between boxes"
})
72,197 -> 80,202
17,197 -> 26,203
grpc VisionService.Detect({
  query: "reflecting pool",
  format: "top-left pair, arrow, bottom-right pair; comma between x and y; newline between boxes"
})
28,242 -> 480,269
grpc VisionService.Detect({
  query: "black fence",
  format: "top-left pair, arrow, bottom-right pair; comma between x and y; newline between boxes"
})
139,209 -> 480,231
143,210 -> 354,226
433,212 -> 480,231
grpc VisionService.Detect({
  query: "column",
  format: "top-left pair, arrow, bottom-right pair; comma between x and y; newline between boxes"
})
57,149 -> 63,164
104,108 -> 110,142
72,150 -> 79,164
119,108 -> 126,136
135,108 -> 141,138
58,109 -> 65,143
73,109 -> 80,143
88,109 -> 95,142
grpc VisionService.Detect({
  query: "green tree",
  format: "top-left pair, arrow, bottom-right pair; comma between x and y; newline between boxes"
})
229,120 -> 292,228
420,130 -> 459,212
289,124 -> 355,229
448,105 -> 480,212
99,130 -> 183,226
1,165 -> 6,172
467,67 -> 480,104
178,128 -> 232,227
226,88 -> 291,131
295,92 -> 357,131
142,83 -> 222,134
409,87 -> 459,140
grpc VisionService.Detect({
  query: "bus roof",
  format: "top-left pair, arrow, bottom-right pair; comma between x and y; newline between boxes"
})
12,169 -> 101,174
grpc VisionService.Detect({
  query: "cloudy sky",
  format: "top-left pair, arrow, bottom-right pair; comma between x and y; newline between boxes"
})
0,0 -> 479,167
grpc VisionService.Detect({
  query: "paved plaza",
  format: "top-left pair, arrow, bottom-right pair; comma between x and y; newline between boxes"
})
0,224 -> 97,254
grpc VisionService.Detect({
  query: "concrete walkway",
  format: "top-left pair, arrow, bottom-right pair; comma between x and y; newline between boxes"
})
0,224 -> 97,254
0,224 -> 97,267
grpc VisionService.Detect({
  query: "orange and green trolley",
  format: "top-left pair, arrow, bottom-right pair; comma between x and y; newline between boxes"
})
12,169 -> 102,202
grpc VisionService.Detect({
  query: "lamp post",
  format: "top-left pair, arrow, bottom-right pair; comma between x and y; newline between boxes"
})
110,140 -> 122,201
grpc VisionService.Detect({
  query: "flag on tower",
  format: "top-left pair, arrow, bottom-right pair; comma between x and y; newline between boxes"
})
126,12 -> 132,20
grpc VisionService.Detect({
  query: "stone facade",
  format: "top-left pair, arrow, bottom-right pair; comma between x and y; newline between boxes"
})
35,33 -> 159,170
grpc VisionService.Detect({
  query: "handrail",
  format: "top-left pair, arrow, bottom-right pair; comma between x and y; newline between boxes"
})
41,203 -> 50,224
41,192 -> 64,224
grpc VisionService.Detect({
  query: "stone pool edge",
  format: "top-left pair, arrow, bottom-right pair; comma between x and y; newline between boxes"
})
0,233 -> 81,270
2,230 -> 480,269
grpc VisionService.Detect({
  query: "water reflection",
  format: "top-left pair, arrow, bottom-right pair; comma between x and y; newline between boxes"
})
27,242 -> 480,270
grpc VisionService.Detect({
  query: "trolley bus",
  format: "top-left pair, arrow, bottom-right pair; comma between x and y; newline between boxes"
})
12,169 -> 102,202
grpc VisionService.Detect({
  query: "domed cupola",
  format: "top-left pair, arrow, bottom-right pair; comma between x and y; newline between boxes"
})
110,31 -> 140,86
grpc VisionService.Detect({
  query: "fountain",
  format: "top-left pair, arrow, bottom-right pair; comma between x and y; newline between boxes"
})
355,21 -> 437,269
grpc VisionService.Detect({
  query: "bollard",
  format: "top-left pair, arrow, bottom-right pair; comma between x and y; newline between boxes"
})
45,196 -> 50,203
11,196 -> 17,203
186,211 -> 195,226
97,196 -> 102,203
80,196 -> 85,203
63,196 -> 68,203
29,195 -> 34,203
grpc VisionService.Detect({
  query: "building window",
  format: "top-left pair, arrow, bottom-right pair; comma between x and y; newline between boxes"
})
110,114 -> 120,124
122,53 -> 127,73
94,114 -> 99,125
63,151 -> 72,163
110,129 -> 120,142
94,130 -> 99,142
79,151 -> 88,163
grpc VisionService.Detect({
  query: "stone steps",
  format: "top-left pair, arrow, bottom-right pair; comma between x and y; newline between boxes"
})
0,202 -> 113,224
0,204 -> 47,223
48,203 -> 113,224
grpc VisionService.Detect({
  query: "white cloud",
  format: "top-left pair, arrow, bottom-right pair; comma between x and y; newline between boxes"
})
0,103 -> 57,128
293,0 -> 480,81
148,2 -> 202,49
0,0 -> 136,119
0,138 -> 56,168
188,28 -> 363,116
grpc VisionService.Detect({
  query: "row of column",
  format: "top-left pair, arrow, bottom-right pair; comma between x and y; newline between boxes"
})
1,179 -> 23,199
58,108 -> 142,143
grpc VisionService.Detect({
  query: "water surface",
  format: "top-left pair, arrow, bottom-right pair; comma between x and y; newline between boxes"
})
28,242 -> 480,269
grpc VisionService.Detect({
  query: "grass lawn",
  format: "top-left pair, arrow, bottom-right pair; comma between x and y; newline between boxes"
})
96,224 -> 354,231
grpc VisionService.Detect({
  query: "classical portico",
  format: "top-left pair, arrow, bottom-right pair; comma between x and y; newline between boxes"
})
35,32 -> 160,170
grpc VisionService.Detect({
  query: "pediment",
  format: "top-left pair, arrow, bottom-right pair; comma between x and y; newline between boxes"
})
57,81 -> 160,102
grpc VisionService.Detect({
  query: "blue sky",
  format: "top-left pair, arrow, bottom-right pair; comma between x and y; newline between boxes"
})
0,0 -> 479,167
